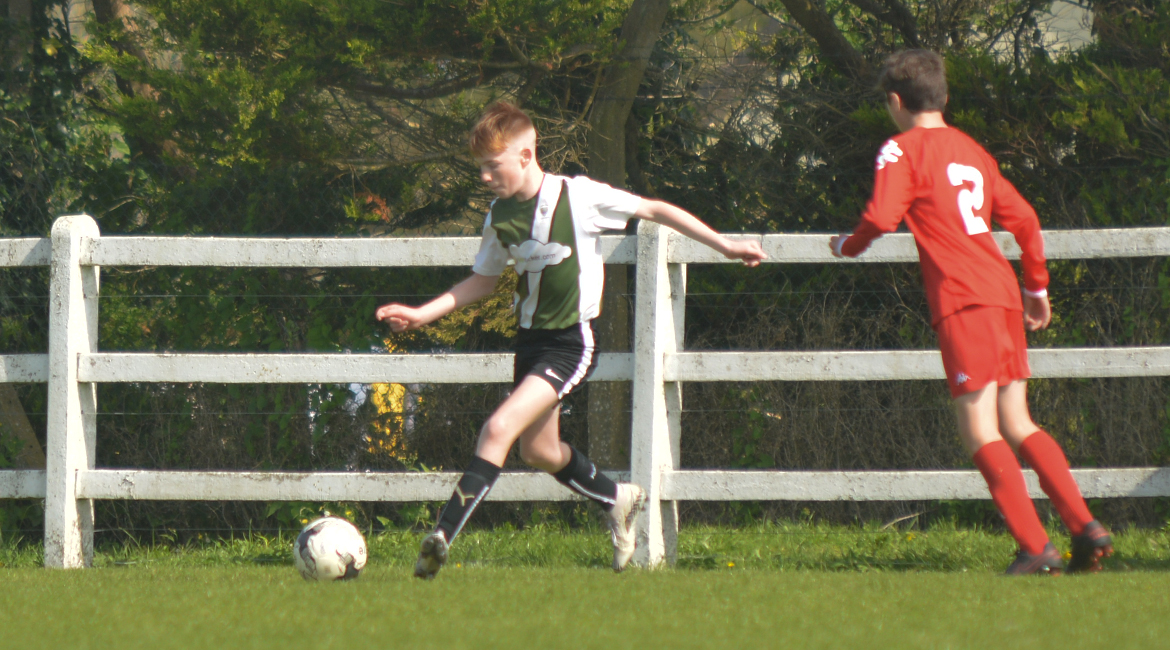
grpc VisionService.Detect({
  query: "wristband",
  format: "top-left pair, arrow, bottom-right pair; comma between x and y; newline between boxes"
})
1023,287 -> 1048,299
832,235 -> 847,257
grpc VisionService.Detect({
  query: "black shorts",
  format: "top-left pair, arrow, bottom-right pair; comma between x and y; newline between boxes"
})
513,321 -> 598,400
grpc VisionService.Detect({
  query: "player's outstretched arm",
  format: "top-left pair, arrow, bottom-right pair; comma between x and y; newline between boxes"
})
376,273 -> 499,333
633,199 -> 766,266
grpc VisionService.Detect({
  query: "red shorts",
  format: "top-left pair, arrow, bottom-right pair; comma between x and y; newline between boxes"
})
935,305 -> 1031,398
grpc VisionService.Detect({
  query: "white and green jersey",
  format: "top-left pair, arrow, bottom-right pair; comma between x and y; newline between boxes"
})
472,174 -> 641,330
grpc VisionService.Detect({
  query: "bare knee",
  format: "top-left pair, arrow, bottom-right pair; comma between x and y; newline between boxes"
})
998,409 -> 1040,451
479,413 -> 518,449
518,439 -> 558,470
1000,420 -> 1040,452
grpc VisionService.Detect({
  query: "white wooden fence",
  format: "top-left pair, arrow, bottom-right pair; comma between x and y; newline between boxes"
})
3,214 -> 1170,568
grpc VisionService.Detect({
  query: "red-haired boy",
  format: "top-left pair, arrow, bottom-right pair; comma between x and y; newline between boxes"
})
830,50 -> 1112,575
378,101 -> 766,578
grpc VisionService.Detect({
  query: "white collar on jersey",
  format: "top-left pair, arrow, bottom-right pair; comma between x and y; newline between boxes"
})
530,173 -> 565,244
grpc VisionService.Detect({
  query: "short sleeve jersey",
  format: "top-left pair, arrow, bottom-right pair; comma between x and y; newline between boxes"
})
472,174 -> 641,330
840,126 -> 1048,325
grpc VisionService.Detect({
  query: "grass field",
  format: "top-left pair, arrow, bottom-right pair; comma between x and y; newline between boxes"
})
2,523 -> 1168,649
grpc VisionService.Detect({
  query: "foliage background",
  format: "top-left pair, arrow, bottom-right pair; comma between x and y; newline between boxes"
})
1,0 -> 1168,541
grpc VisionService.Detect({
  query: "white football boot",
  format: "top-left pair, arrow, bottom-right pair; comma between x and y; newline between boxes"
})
608,483 -> 646,572
413,530 -> 449,580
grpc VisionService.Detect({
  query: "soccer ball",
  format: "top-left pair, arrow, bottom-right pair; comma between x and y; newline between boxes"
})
293,516 -> 368,581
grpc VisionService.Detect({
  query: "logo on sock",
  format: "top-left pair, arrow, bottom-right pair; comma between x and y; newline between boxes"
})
454,485 -> 478,506
955,372 -> 970,385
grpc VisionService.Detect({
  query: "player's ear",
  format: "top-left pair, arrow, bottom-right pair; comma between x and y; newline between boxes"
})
886,92 -> 903,113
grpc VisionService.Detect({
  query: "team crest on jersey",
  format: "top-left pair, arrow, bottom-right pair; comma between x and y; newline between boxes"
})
875,140 -> 904,170
509,240 -> 572,274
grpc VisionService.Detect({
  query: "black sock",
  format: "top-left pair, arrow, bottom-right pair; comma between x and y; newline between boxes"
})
435,456 -> 501,544
552,446 -> 618,512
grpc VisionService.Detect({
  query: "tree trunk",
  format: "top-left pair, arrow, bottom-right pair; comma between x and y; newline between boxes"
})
5,0 -> 31,71
0,385 -> 46,469
585,0 -> 670,470
92,0 -> 187,164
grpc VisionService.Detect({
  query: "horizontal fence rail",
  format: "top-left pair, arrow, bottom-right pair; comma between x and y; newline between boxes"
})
0,470 -> 47,499
76,470 -> 630,502
2,216 -> 1169,568
666,347 -> 1170,382
0,238 -> 51,267
8,467 -> 1166,503
80,235 -> 638,267
77,352 -> 633,384
1,354 -> 48,383
663,468 -> 1170,501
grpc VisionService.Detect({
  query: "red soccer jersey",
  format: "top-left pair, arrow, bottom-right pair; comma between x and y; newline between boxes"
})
840,126 -> 1048,325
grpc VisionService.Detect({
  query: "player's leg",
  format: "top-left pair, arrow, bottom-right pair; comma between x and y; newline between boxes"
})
414,377 -> 559,579
475,375 -> 561,466
518,409 -> 616,508
998,380 -> 1112,571
940,307 -> 1058,573
956,382 -> 1060,574
515,383 -> 645,572
956,382 -> 1050,553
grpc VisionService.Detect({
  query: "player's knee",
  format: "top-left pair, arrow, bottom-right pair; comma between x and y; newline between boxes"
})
479,414 -> 516,445
517,444 -> 539,467
517,440 -> 554,468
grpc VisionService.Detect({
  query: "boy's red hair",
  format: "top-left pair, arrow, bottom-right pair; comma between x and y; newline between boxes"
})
469,102 -> 535,157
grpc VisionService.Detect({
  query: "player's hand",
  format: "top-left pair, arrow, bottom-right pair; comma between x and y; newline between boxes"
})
723,239 -> 767,267
375,303 -> 425,333
1023,293 -> 1051,331
828,234 -> 847,258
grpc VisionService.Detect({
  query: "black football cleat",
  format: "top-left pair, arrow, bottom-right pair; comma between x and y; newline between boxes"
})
1004,542 -> 1064,576
1067,520 -> 1113,574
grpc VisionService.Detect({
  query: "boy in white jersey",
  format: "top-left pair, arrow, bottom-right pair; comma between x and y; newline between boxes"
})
377,102 -> 766,578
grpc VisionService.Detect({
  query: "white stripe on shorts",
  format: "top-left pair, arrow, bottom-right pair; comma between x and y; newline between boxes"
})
558,322 -> 595,399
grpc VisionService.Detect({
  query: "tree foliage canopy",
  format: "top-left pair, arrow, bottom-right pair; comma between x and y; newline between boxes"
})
2,0 -> 1169,535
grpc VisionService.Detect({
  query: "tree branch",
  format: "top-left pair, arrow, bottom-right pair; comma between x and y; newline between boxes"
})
772,0 -> 872,81
848,0 -> 920,47
344,70 -> 500,100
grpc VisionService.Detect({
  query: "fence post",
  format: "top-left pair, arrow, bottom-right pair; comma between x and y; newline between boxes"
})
44,215 -> 100,568
663,261 -> 685,564
631,220 -> 678,567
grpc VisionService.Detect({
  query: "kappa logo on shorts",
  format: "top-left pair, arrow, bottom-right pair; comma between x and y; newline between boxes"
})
955,372 -> 970,385
544,368 -> 562,381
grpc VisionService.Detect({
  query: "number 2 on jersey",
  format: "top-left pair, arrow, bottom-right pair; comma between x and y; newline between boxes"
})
946,163 -> 989,235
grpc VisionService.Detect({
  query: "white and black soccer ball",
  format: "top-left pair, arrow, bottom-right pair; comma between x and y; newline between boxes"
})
293,516 -> 368,581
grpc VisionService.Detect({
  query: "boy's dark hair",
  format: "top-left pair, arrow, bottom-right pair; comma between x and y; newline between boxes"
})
878,50 -> 948,112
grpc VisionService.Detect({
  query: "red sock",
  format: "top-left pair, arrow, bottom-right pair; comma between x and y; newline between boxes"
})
1018,430 -> 1094,536
972,440 -> 1049,555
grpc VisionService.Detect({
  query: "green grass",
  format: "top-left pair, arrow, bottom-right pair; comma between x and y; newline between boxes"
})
2,523 -> 1169,649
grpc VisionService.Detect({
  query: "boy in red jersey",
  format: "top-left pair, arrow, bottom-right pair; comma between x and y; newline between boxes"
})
829,50 -> 1112,575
